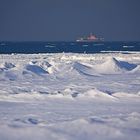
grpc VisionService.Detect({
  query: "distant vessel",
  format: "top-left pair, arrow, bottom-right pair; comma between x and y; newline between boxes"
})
76,33 -> 104,42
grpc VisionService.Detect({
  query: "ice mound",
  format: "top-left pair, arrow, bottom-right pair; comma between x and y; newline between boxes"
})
129,65 -> 140,73
0,62 -> 15,71
63,88 -> 79,97
94,57 -> 137,74
4,71 -> 18,81
25,64 -> 48,75
72,57 -> 137,76
0,62 -> 18,80
113,92 -> 140,98
4,62 -> 15,69
79,88 -> 116,100
40,61 -> 51,68
73,62 -> 99,76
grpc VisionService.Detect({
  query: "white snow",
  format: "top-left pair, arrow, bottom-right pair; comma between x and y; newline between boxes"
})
0,52 -> 140,140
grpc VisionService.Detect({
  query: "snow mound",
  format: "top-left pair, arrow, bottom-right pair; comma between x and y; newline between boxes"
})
129,65 -> 140,73
4,71 -> 18,81
79,88 -> 116,100
25,64 -> 48,75
0,62 -> 15,71
40,61 -> 51,68
73,62 -> 99,76
113,92 -> 140,98
72,57 -> 137,76
4,62 -> 15,69
0,62 -> 17,80
94,57 -> 137,74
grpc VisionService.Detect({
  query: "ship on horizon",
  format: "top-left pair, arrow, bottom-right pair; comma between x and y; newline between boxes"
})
76,33 -> 104,42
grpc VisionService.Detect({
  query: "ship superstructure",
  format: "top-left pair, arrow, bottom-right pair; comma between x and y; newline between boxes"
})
76,33 -> 104,42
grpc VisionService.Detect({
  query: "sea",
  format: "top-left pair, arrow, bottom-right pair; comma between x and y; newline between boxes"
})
0,41 -> 140,54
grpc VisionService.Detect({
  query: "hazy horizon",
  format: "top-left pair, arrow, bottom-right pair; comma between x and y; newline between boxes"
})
0,0 -> 140,41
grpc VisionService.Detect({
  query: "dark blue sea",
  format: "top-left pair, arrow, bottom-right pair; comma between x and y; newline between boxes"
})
0,41 -> 140,54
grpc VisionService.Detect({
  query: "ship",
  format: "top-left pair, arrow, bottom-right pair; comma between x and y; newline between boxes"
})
76,33 -> 104,42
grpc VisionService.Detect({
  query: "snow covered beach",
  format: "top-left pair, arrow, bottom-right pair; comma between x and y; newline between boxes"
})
0,52 -> 140,140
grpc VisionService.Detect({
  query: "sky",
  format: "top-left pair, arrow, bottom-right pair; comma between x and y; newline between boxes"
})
0,0 -> 140,41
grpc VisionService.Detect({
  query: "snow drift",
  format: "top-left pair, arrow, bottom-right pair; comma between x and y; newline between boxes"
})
73,57 -> 138,76
93,57 -> 137,74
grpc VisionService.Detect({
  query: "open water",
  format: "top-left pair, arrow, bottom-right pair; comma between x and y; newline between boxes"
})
0,41 -> 140,54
